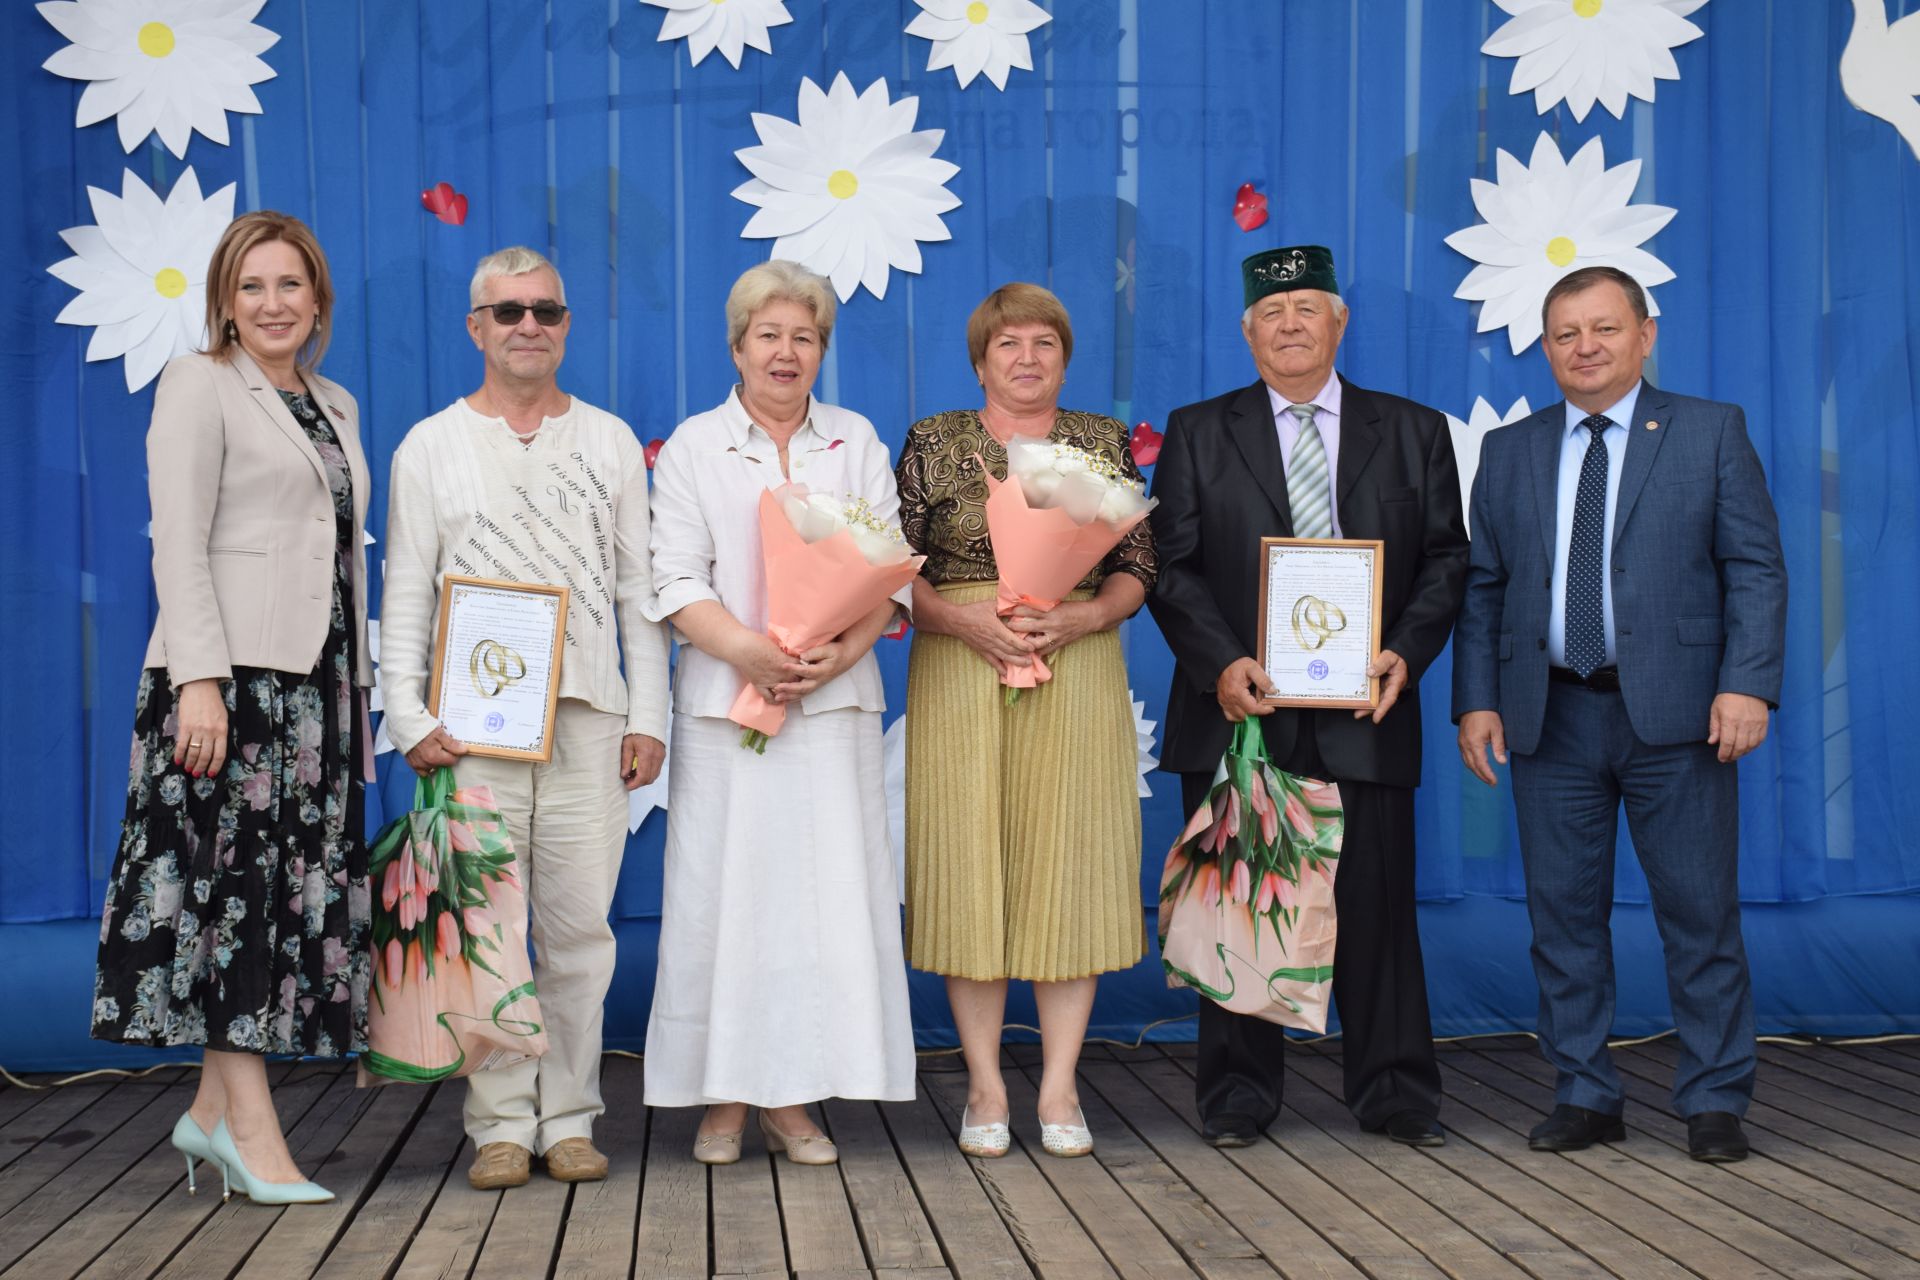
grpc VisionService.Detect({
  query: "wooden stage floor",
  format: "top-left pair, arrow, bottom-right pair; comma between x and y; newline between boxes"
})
3,1035 -> 1918,1279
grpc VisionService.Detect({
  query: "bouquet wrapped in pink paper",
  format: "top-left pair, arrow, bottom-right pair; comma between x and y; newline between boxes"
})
1158,719 -> 1343,1032
982,437 -> 1155,699
729,484 -> 924,752
358,767 -> 547,1085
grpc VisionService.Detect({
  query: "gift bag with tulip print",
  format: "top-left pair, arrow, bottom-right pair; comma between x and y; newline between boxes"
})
1157,719 -> 1344,1032
358,767 -> 547,1084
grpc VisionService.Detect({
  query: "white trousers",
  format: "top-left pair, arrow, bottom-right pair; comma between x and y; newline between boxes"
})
452,699 -> 627,1153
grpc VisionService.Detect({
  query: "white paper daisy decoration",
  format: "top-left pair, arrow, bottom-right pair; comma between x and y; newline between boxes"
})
1482,0 -> 1706,123
48,166 -> 235,392
1130,690 -> 1159,800
733,73 -> 962,302
38,0 -> 278,158
905,0 -> 1052,91
1443,132 -> 1675,354
639,0 -> 790,70
1446,397 -> 1533,534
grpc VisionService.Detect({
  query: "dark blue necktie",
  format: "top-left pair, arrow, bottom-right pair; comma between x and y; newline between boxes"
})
1564,414 -> 1611,678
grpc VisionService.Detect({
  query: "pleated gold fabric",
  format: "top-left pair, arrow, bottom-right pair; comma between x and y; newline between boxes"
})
904,583 -> 1146,982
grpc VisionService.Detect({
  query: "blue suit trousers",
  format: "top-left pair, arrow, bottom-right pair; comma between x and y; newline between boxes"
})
1511,683 -> 1756,1117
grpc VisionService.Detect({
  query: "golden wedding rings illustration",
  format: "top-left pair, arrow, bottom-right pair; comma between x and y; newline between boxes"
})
1290,595 -> 1347,651
469,639 -> 527,697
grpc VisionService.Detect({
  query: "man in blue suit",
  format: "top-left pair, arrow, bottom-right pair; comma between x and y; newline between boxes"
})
1453,266 -> 1786,1163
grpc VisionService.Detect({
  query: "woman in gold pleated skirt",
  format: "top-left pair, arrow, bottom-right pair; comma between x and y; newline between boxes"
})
896,284 -> 1157,1160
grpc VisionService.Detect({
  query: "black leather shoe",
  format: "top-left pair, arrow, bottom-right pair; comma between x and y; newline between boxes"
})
1527,1104 -> 1626,1152
1687,1111 -> 1749,1163
1202,1112 -> 1260,1148
1378,1111 -> 1445,1147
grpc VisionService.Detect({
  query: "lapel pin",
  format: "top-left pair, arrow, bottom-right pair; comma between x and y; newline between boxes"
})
1645,420 -> 1659,430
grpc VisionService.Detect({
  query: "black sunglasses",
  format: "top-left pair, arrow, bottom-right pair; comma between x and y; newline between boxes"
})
471,300 -> 569,326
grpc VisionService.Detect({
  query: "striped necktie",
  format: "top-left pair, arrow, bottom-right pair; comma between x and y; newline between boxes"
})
1286,404 -> 1333,538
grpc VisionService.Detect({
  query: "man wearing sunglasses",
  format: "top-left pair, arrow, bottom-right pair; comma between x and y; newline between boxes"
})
379,246 -> 670,1191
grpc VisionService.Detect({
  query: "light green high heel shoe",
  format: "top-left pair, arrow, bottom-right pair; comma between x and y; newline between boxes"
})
170,1113 -> 223,1196
210,1119 -> 334,1205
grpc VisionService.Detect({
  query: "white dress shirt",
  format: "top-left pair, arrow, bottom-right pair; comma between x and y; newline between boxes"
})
1268,371 -> 1344,537
646,387 -> 910,720
1548,380 -> 1641,668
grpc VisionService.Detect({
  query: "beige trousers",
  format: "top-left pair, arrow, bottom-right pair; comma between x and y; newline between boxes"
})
453,699 -> 627,1153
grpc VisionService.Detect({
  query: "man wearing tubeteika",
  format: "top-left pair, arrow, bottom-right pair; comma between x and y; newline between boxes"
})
1148,245 -> 1469,1149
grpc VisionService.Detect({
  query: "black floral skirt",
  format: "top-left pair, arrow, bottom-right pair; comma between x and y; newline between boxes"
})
91,633 -> 371,1057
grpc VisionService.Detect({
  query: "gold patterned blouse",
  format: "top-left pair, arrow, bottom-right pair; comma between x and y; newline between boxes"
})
894,409 -> 1159,592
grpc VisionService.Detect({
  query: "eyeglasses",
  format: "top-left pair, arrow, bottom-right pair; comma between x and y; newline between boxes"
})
471,301 -> 569,327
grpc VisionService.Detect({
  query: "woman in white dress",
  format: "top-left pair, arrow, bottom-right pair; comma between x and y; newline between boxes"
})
644,260 -> 916,1164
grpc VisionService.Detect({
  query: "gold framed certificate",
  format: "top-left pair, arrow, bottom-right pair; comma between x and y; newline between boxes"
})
1255,538 -> 1384,709
427,575 -> 569,762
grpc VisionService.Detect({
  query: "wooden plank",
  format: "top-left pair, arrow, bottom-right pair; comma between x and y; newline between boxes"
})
634,1103 -> 708,1279
228,1079 -> 434,1279
1286,1047 -> 1688,1280
918,1064 -> 1117,1279
1075,1058 -> 1365,1280
1849,1045 -> 1920,1092
821,1096 -> 943,1271
709,1143 -> 787,1277
390,1139 -> 501,1280
1247,1054 -> 1575,1280
1752,1044 -> 1920,1118
1618,1043 -> 1920,1204
465,1162 -> 570,1280
0,1081 -> 153,1218
878,1081 -> 1031,1280
1429,1047 -> 1796,1280
0,1075 -> 197,1271
1192,1261 -> 1282,1280
767,1115 -> 868,1275
1464,1045 -> 1887,1280
0,1083 -> 121,1178
551,1058 -> 647,1280
67,1065 -> 342,1280
1776,1044 -> 1920,1104
310,1081 -> 469,1280
1122,1054 -> 1445,1280
1006,1056 -> 1257,1272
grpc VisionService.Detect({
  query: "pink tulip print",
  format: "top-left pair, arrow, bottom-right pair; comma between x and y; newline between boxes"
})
362,770 -> 547,1085
1155,719 -> 1344,1032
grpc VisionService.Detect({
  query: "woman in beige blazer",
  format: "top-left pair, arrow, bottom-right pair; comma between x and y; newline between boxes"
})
92,211 -> 373,1206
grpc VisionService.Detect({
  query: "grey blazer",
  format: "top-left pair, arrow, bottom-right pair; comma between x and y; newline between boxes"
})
142,350 -> 374,689
1451,383 -> 1786,754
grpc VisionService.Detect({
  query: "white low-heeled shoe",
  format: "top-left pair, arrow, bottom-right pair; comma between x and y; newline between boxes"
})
957,1107 -> 1011,1158
1039,1107 -> 1094,1158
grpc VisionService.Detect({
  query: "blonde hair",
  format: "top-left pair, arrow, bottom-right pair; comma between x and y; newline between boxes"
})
726,260 -> 836,351
202,211 -> 335,370
470,245 -> 568,307
967,282 -> 1074,369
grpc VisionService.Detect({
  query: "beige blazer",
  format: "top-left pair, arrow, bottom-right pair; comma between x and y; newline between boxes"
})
142,350 -> 375,689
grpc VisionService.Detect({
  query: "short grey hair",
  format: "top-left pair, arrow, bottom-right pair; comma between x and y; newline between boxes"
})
726,259 -> 836,351
1242,292 -> 1347,329
470,246 -> 567,308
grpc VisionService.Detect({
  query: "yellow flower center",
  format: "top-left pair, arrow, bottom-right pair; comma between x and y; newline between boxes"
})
828,169 -> 859,199
137,21 -> 176,57
967,2 -> 990,23
153,267 -> 188,299
1572,0 -> 1602,17
1545,236 -> 1577,267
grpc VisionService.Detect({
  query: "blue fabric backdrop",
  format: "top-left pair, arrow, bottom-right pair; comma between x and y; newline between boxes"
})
4,0 -> 1917,1062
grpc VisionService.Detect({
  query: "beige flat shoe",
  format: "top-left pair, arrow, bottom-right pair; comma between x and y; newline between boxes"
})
468,1141 -> 532,1189
542,1137 -> 609,1182
692,1128 -> 744,1165
759,1110 -> 838,1165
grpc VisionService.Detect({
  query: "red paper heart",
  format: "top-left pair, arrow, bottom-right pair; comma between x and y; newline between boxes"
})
1232,182 -> 1268,233
884,617 -> 911,641
644,438 -> 665,469
421,181 -> 468,226
1129,421 -> 1163,467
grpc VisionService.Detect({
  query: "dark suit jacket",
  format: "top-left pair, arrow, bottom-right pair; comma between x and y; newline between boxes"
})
1147,376 -> 1470,787
1451,383 -> 1787,755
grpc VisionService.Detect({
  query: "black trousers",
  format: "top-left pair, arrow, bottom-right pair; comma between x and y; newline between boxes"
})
1178,720 -> 1442,1131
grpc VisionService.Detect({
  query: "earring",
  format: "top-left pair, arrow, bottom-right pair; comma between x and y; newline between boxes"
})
225,320 -> 236,339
